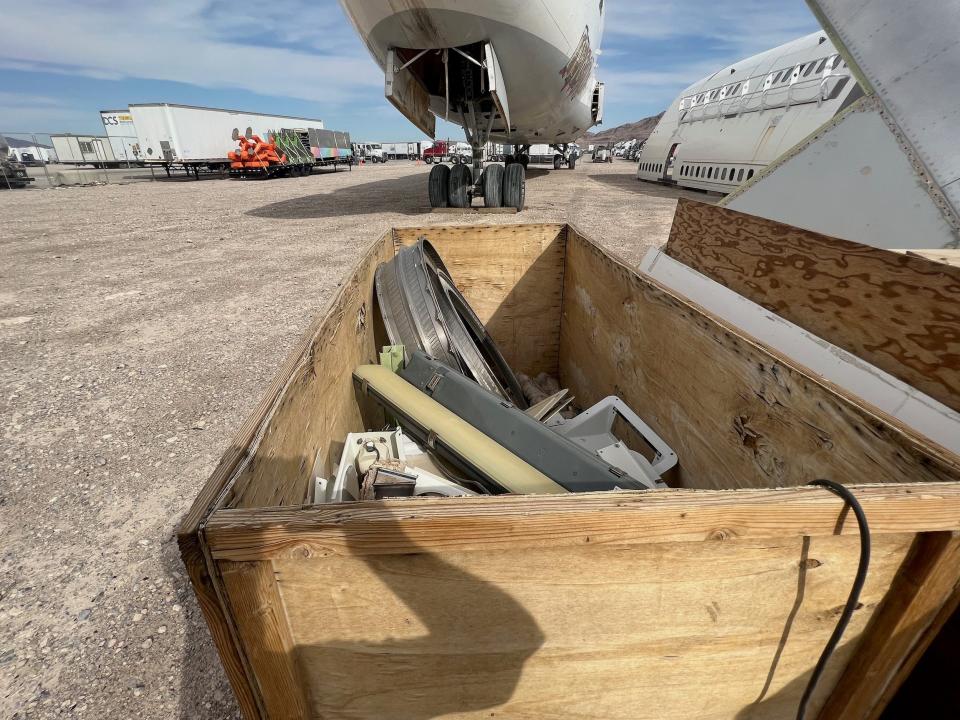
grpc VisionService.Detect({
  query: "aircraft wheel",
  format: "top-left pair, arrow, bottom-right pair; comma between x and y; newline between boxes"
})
483,164 -> 504,208
569,156 -> 577,170
553,155 -> 562,170
503,162 -> 525,210
428,163 -> 450,208
448,163 -> 473,208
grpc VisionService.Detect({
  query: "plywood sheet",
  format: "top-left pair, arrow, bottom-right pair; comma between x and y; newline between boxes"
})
272,534 -> 912,719
561,227 -> 960,489
664,199 -> 960,414
224,232 -> 393,509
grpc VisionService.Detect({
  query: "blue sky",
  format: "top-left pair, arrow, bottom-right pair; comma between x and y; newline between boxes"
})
0,1 -> 819,140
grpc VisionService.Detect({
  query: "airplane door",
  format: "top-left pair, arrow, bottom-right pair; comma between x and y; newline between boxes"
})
664,143 -> 680,180
484,43 -> 511,133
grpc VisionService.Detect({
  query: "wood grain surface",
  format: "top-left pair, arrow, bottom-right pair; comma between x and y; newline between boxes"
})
663,199 -> 960,413
560,227 -> 960,490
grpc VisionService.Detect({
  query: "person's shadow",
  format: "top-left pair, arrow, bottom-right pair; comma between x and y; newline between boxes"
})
292,506 -> 546,718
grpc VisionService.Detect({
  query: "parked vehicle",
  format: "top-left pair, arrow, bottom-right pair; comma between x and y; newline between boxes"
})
1,139 -> 34,188
423,140 -> 470,164
354,143 -> 387,162
592,146 -> 613,163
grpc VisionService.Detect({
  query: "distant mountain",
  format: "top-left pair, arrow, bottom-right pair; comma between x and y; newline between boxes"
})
578,112 -> 664,145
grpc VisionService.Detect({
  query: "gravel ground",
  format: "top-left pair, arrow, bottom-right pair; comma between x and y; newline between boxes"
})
0,160 -> 711,719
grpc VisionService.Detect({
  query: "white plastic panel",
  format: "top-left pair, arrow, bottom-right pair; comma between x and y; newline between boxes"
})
638,247 -> 960,454
809,0 -> 960,219
484,42 -> 511,132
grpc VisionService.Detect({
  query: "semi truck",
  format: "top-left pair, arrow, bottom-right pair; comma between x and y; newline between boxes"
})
129,103 -> 328,177
423,140 -> 471,164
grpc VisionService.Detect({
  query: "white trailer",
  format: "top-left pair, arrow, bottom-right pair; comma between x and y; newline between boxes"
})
381,141 -> 429,160
128,103 -> 325,176
99,109 -> 142,166
50,134 -> 119,167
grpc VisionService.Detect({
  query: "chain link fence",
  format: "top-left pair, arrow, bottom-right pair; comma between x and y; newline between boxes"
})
1,131 -> 165,189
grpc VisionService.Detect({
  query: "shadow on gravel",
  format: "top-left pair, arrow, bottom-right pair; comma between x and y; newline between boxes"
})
162,538 -> 241,720
247,173 -> 428,219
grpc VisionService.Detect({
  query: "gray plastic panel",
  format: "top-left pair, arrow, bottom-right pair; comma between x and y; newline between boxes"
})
400,351 -> 649,492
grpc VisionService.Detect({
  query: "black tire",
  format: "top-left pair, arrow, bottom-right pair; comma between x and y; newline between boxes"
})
569,156 -> 577,170
448,163 -> 472,208
553,155 -> 562,170
425,155 -> 434,165
428,163 -> 450,208
503,162 -> 525,210
483,164 -> 504,208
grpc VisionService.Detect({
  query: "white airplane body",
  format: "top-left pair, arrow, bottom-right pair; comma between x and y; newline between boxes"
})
339,1 -> 605,147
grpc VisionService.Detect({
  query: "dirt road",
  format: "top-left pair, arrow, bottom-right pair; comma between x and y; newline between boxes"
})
0,160 -> 709,718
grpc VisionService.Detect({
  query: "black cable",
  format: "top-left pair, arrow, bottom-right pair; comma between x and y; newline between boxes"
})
796,479 -> 871,720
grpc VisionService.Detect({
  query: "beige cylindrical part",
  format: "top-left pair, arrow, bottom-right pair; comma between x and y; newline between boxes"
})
354,364 -> 566,495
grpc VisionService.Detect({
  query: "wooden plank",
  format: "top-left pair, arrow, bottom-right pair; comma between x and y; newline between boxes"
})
663,199 -> 960,413
560,227 -> 960,490
222,231 -> 394,510
903,248 -> 960,268
394,224 -> 567,377
177,534 -> 263,720
267,533 -> 913,719
204,485 -> 960,562
817,532 -> 960,720
176,230 -> 396,717
220,561 -> 310,719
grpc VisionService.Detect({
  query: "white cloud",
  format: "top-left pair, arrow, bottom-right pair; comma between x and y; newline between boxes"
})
604,0 -> 818,53
1,1 -> 382,106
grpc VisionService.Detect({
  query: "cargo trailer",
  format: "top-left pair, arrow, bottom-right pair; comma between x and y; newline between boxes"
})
99,109 -> 142,166
50,134 -> 119,168
303,128 -> 353,168
128,103 -> 326,177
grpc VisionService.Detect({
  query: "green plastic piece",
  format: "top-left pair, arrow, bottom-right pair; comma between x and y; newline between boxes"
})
379,345 -> 405,373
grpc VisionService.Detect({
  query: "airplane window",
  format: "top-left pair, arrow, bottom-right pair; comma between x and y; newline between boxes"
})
736,169 -> 743,181
804,62 -> 815,77
695,167 -> 700,177
772,71 -> 782,83
721,168 -> 727,180
707,167 -> 713,179
816,58 -> 828,74
729,167 -> 735,178
781,68 -> 792,83
747,169 -> 755,179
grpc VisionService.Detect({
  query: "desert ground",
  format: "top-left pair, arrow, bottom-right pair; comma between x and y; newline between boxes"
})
0,159 -> 709,718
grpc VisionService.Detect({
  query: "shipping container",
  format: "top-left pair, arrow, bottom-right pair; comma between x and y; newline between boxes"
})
128,103 -> 325,169
50,134 -> 119,167
180,207 -> 960,720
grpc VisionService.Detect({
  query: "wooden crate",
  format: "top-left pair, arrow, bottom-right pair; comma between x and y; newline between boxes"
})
179,217 -> 960,720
